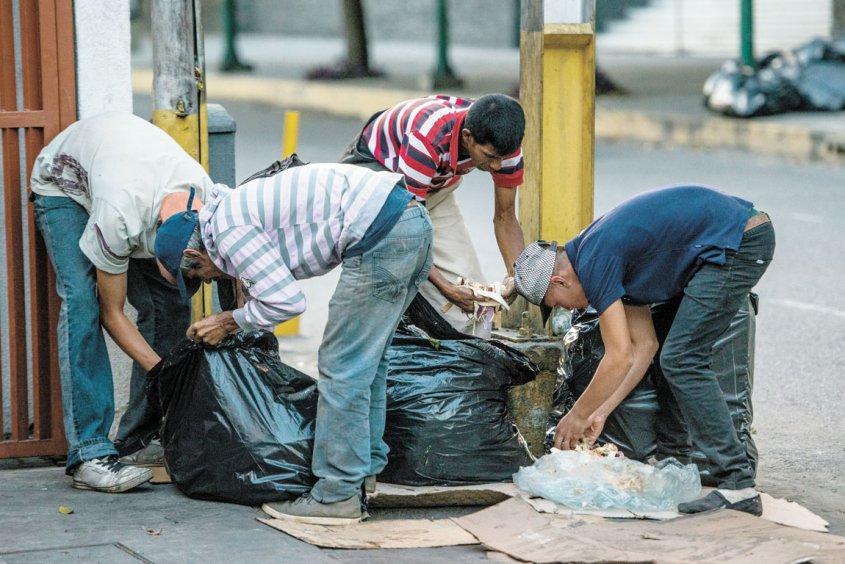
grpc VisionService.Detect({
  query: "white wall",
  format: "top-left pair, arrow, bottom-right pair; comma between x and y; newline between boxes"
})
73,1 -> 134,433
599,0 -> 834,57
74,0 -> 133,116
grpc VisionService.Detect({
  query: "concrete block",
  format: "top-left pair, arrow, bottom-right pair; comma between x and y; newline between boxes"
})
494,329 -> 562,458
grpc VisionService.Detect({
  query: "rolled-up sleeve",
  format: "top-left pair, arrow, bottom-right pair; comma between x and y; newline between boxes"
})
78,201 -> 132,274
491,147 -> 524,188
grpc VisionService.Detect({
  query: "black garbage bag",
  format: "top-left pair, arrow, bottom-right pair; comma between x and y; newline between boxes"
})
545,309 -> 659,461
148,331 -> 317,505
381,297 -> 538,486
547,295 -> 758,485
704,37 -> 845,117
703,57 -> 802,117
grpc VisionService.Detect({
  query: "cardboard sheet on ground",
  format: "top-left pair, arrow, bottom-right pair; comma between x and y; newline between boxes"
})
367,481 -> 518,508
454,497 -> 845,564
367,482 -> 830,531
257,516 -> 477,549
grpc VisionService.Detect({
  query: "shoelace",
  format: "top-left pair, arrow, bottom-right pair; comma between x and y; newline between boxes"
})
94,455 -> 124,471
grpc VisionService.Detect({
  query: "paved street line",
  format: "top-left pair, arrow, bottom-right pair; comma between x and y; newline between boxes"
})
768,299 -> 845,321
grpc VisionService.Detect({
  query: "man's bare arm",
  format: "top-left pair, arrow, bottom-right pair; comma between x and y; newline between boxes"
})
493,185 -> 525,275
96,269 -> 161,372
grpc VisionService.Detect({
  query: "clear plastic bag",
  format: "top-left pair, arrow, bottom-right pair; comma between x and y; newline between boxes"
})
514,450 -> 701,512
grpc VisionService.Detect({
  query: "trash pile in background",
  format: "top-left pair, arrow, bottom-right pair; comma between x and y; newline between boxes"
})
704,38 -> 845,117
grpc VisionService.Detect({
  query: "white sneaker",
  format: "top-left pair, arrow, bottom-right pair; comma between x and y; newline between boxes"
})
118,439 -> 164,467
72,456 -> 153,493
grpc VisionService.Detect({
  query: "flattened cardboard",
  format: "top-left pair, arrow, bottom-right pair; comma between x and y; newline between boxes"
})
524,496 -> 681,521
368,482 -> 518,508
761,492 -> 830,532
454,497 -> 845,564
149,466 -> 172,484
257,516 -> 478,549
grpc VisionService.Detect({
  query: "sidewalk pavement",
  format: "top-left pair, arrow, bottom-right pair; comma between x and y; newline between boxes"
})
132,33 -> 845,164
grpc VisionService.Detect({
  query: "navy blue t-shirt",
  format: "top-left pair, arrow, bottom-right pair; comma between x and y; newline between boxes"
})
564,185 -> 754,315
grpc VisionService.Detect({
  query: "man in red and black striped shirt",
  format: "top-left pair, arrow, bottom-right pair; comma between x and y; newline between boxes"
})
341,94 -> 526,332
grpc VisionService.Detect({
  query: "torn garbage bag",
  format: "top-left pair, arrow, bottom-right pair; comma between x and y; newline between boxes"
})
148,331 -> 317,505
548,295 -> 758,486
514,450 -> 701,511
381,298 -> 538,486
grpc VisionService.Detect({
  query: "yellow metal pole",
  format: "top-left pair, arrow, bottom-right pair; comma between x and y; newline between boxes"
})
540,23 -> 594,242
282,111 -> 300,158
275,111 -> 302,337
509,0 -> 595,332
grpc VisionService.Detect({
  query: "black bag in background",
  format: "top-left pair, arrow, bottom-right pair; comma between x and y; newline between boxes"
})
148,332 -> 317,505
548,295 -> 758,485
380,297 -> 538,486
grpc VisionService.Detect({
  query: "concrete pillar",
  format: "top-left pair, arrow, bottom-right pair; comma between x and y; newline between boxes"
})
74,0 -> 132,116
834,0 -> 845,39
497,329 -> 562,457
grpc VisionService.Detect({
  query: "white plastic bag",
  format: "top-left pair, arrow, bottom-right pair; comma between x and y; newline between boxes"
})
514,449 -> 701,511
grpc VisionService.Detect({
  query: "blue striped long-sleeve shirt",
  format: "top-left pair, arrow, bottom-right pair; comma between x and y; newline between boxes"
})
199,163 -> 405,331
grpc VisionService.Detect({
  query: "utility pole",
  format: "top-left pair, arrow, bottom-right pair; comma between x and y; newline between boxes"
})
833,0 -> 845,39
151,0 -> 211,319
221,0 -> 253,72
431,0 -> 463,88
504,0 -> 596,332
739,0 -> 755,68
151,0 -> 208,169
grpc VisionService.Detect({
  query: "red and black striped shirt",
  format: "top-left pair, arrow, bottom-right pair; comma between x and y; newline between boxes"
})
361,95 -> 524,199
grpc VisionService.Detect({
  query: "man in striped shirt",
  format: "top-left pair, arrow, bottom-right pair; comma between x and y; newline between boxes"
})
341,94 -> 526,333
155,163 -> 433,524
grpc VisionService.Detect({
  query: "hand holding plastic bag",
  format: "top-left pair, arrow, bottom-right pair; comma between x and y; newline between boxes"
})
514,449 -> 701,512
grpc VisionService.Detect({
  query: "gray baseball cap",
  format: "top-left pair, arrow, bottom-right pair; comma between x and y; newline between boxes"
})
513,240 -> 558,325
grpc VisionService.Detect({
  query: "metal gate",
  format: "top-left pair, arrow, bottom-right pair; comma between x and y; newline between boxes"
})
0,0 -> 76,458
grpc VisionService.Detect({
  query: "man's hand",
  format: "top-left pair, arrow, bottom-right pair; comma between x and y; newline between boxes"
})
553,409 -> 607,451
445,282 -> 477,313
187,311 -> 240,346
553,409 -> 592,450
501,275 -> 517,305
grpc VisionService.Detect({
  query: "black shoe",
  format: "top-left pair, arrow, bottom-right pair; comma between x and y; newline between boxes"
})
678,490 -> 762,516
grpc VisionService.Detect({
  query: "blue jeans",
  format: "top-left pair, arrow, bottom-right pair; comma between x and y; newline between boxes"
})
659,219 -> 775,489
32,195 -> 188,471
310,205 -> 433,503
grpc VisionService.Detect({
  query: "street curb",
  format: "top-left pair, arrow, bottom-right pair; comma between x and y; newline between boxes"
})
596,108 -> 845,164
132,70 -> 845,164
133,69 -> 424,121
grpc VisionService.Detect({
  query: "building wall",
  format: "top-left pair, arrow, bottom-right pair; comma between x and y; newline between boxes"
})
73,0 -> 134,433
75,0 -> 133,116
598,0 -> 834,57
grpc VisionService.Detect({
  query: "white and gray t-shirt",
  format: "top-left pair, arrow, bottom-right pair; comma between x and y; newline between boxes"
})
30,111 -> 213,274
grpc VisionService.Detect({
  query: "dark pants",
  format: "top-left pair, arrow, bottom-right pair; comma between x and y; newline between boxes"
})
338,111 -> 388,172
658,219 -> 775,489
114,258 -> 191,456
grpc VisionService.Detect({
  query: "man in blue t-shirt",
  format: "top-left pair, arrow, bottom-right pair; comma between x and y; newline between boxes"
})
513,185 -> 775,516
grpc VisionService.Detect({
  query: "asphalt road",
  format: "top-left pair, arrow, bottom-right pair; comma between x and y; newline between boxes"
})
133,94 -> 845,534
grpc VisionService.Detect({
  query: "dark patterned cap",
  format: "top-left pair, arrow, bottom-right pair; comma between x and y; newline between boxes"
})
513,240 -> 558,325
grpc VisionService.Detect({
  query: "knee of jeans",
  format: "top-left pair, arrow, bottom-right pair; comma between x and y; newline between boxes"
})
64,285 -> 101,320
658,346 -> 686,379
